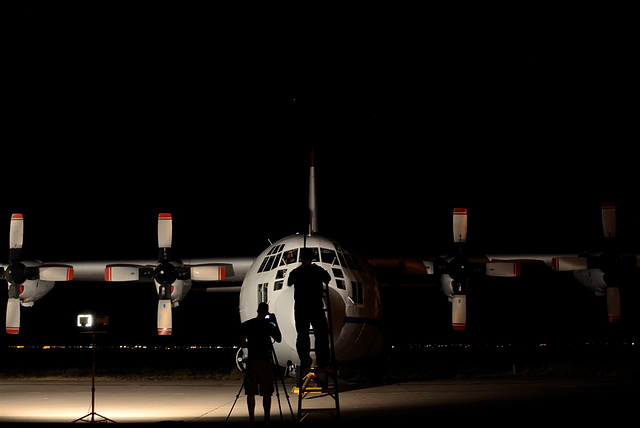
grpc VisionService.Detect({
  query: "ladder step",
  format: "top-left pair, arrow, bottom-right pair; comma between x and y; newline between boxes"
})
300,408 -> 339,414
293,387 -> 337,394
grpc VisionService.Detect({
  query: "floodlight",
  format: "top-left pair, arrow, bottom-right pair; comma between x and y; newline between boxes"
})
77,314 -> 94,328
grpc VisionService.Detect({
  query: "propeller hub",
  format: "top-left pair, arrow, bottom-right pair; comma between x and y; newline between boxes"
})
598,250 -> 619,274
448,255 -> 470,282
154,262 -> 176,286
6,262 -> 27,286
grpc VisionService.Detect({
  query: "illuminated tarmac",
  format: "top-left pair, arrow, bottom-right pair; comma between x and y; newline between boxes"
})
0,378 -> 637,425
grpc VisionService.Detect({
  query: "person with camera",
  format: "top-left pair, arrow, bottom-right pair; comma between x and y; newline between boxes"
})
240,302 -> 282,426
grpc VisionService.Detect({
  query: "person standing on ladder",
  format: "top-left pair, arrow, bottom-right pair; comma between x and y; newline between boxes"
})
240,302 -> 282,426
287,248 -> 332,372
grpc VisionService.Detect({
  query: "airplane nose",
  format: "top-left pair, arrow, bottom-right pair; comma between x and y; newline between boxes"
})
326,287 -> 345,339
272,286 -> 297,350
271,285 -> 345,349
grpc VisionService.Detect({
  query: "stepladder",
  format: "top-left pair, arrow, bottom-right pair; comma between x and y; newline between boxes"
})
296,367 -> 340,421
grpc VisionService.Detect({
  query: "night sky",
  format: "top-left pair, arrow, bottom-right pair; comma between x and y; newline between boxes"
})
2,12 -> 638,346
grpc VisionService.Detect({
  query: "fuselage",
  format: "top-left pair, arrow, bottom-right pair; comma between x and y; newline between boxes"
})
239,233 -> 383,367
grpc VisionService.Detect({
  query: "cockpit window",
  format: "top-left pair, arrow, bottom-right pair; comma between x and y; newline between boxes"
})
259,245 -> 353,273
321,248 -> 339,265
264,255 -> 276,271
307,248 -> 320,262
351,281 -> 363,304
269,254 -> 281,270
267,244 -> 285,256
257,257 -> 270,273
259,247 -> 286,273
346,253 -> 362,270
282,248 -> 298,265
334,243 -> 361,271
336,252 -> 348,269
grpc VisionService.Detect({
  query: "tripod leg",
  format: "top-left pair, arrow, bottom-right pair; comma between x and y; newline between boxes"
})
280,367 -> 295,420
272,362 -> 294,420
272,368 -> 283,423
226,379 -> 245,422
270,344 -> 295,421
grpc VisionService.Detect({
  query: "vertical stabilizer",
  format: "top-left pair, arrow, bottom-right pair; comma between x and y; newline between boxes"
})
309,148 -> 318,234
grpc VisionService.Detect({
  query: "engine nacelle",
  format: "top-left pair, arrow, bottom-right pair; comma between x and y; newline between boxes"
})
441,273 -> 455,302
16,279 -> 55,307
155,279 -> 191,307
573,269 -> 607,296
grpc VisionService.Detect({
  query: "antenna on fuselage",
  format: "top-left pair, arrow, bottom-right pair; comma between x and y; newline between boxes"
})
308,147 -> 318,235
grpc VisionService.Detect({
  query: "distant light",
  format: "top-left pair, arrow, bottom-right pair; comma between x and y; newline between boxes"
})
77,314 -> 93,328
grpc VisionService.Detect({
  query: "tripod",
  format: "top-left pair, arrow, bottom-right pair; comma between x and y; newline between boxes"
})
226,343 -> 294,423
72,332 -> 116,424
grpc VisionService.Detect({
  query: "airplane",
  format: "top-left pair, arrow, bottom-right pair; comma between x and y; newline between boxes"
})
2,153 -> 638,371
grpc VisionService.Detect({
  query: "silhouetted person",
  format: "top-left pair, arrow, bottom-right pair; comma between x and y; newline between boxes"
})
287,248 -> 332,371
240,302 -> 282,426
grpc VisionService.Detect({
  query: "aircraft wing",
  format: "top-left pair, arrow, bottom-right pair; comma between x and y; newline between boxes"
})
487,253 -> 580,269
71,257 -> 255,284
368,257 -> 439,287
1,215 -> 255,335
371,204 -> 637,332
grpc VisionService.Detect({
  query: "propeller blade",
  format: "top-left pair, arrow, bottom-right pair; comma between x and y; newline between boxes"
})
452,295 -> 467,330
9,213 -> 24,249
601,202 -> 616,238
486,262 -> 521,277
606,287 -> 621,323
552,257 -> 588,271
422,260 -> 435,274
190,265 -> 226,281
157,299 -> 172,335
158,213 -> 172,249
38,266 -> 74,281
6,298 -> 20,334
453,208 -> 468,243
105,265 -> 141,281
9,214 -> 24,262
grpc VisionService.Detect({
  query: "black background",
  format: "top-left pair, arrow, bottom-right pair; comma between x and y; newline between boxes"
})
1,7 -> 638,348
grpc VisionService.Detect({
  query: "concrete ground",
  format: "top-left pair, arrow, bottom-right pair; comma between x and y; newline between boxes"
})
0,378 -> 637,425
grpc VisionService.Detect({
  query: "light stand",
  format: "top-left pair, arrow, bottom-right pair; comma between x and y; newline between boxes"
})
72,314 -> 115,424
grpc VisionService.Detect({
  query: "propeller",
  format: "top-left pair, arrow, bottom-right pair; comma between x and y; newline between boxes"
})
428,208 -> 520,331
445,208 -> 471,330
2,214 -> 74,334
105,213 -> 226,335
5,214 -> 24,334
156,213 -> 175,336
550,203 -> 618,273
557,203 -> 638,323
598,203 -> 635,323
